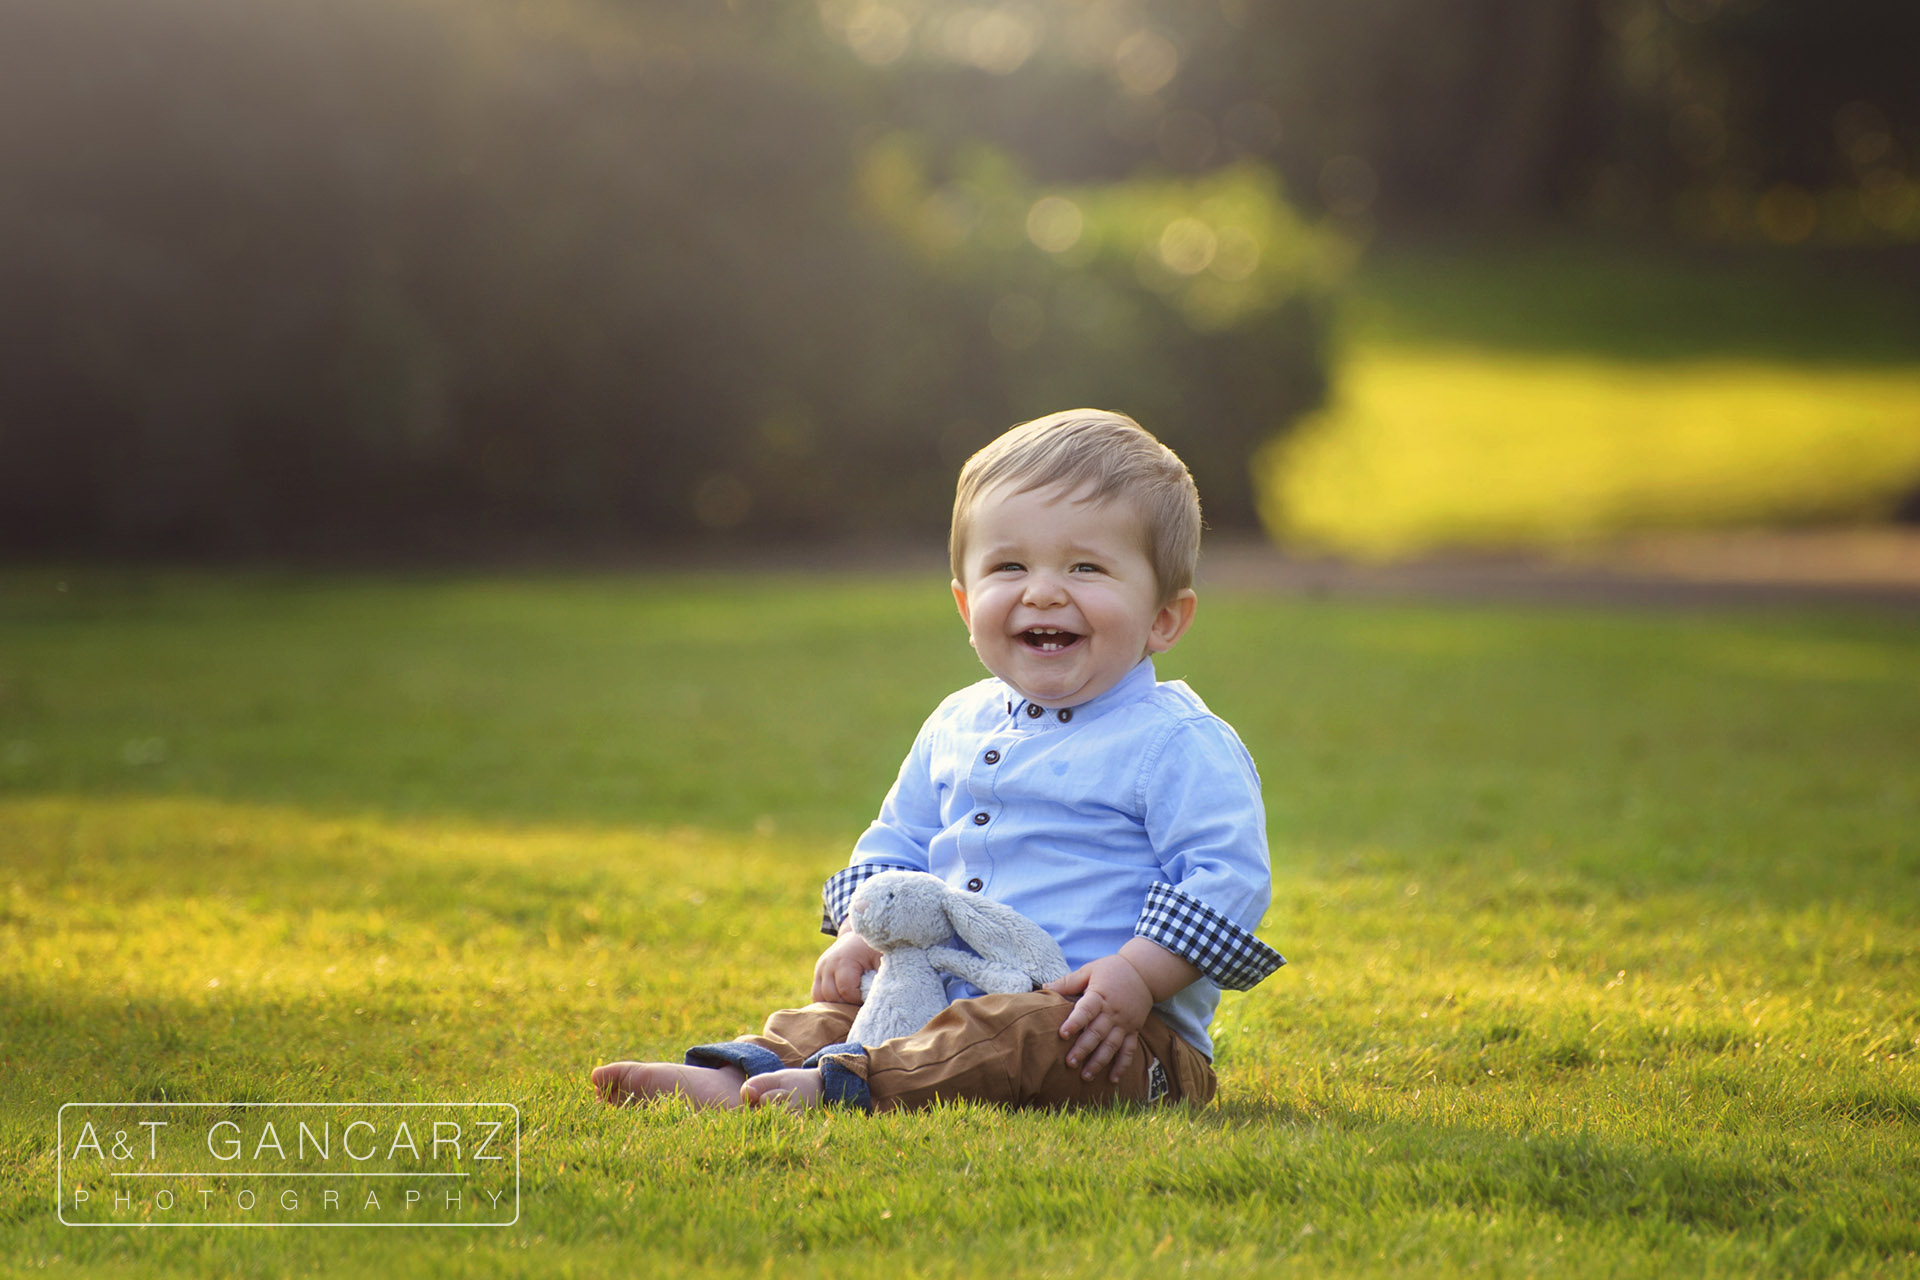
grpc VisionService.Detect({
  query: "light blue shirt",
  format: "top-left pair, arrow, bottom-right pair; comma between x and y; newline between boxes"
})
832,656 -> 1280,1058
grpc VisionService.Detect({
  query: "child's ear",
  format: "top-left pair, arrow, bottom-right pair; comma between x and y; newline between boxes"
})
1146,588 -> 1197,654
951,579 -> 973,634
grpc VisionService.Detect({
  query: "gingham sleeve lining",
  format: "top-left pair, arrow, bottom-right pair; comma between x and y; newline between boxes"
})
1135,881 -> 1285,990
821,863 -> 919,935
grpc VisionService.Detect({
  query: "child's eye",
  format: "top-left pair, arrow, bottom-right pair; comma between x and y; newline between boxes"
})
1070,562 -> 1103,574
993,562 -> 1024,574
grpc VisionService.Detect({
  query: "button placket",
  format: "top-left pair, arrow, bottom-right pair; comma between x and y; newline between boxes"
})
961,735 -> 1007,905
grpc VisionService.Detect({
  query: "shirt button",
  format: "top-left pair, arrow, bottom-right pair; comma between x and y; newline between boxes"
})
1057,708 -> 1073,723
973,812 -> 990,825
1026,703 -> 1044,718
983,749 -> 1000,765
966,878 -> 984,892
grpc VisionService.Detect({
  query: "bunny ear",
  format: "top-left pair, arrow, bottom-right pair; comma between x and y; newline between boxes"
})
943,890 -> 1070,983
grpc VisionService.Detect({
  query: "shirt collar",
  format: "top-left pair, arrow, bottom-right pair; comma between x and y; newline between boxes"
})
1000,657 -> 1158,728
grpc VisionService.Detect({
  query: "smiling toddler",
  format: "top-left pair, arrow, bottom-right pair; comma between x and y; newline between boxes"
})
592,409 -> 1284,1112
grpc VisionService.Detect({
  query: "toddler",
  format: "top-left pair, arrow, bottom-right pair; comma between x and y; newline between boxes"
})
592,409 -> 1283,1111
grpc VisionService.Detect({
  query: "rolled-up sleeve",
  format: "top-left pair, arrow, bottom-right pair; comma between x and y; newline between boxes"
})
1132,717 -> 1285,989
820,717 -> 943,934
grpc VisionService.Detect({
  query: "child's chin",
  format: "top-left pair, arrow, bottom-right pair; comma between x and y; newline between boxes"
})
1008,673 -> 1083,705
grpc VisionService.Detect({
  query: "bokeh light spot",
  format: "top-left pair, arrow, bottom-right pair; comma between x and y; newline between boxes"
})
754,412 -> 816,462
1025,196 -> 1084,253
1210,227 -> 1262,282
845,5 -> 912,66
940,8 -> 1040,75
1834,101 -> 1893,169
1158,218 -> 1217,275
921,185 -> 984,249
1860,171 -> 1918,232
1112,29 -> 1178,96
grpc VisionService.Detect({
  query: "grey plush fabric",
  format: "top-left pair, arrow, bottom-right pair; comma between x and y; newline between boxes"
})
844,870 -> 1070,1047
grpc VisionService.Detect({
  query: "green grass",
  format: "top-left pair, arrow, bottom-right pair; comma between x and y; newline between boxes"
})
1261,243 -> 1920,556
3,568 -> 1918,1276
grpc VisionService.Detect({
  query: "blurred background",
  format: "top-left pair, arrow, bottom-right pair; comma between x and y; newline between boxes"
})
1,0 -> 1916,565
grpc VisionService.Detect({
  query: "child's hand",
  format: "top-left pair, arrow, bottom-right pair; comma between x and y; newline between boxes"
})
812,930 -> 882,1004
1044,954 -> 1154,1083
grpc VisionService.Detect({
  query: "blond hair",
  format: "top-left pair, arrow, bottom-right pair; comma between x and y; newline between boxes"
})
949,409 -> 1201,602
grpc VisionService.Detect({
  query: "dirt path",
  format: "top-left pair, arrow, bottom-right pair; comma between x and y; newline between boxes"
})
1198,529 -> 1920,613
546,527 -> 1920,614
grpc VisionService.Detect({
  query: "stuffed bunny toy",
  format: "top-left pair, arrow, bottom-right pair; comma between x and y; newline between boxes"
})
844,869 -> 1071,1047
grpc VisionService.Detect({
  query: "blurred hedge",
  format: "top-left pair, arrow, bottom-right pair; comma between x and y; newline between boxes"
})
0,0 -> 1341,556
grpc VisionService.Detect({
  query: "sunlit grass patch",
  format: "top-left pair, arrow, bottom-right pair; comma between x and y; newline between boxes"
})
0,795 -> 828,1106
1263,348 -> 1920,558
1259,242 -> 1920,559
5,793 -> 1918,1276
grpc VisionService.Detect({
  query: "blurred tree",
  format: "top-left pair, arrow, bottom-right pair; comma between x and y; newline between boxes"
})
0,0 -> 1340,554
1607,0 -> 1920,243
10,0 -> 1908,558
841,0 -> 1918,240
854,141 -> 1343,527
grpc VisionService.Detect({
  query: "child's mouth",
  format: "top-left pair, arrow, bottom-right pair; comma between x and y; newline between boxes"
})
1020,628 -> 1082,653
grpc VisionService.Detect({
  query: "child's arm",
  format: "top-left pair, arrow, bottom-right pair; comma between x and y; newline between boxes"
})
1044,939 -> 1201,1083
1047,712 -> 1286,1083
812,929 -> 882,1004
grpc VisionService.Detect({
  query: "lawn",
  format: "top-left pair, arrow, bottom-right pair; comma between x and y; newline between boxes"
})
1262,243 -> 1920,556
2,567 -> 1917,1277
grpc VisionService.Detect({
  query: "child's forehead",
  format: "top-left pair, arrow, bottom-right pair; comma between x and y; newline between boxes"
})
972,479 -> 1146,541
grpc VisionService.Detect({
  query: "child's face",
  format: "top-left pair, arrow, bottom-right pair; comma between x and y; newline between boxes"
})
951,481 -> 1196,709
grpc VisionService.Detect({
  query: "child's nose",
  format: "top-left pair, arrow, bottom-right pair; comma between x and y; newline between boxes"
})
1021,572 -> 1067,607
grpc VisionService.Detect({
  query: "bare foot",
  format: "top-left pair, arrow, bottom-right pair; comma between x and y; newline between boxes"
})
740,1067 -> 825,1112
591,1061 -> 746,1109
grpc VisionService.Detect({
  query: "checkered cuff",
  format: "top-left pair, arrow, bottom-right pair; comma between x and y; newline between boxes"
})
1134,882 -> 1285,991
821,863 -> 919,935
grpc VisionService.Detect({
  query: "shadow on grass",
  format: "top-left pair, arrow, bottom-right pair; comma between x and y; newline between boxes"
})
6,570 -> 1919,926
1190,1096 -> 1918,1257
1352,240 -> 1920,367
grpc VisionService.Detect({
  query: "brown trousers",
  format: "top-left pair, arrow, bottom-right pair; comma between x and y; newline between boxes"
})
739,992 -> 1216,1112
